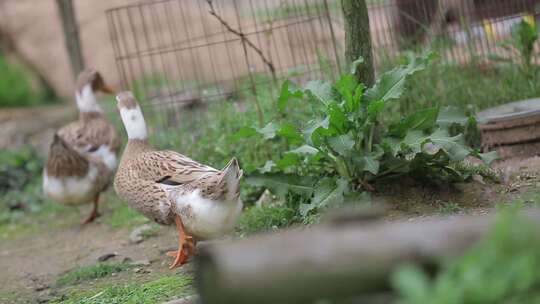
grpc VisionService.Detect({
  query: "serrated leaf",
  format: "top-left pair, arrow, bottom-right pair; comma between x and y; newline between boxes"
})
232,126 -> 258,141
402,130 -> 428,154
305,80 -> 332,105
367,99 -> 385,121
277,123 -> 303,145
328,103 -> 348,132
257,122 -> 279,140
335,74 -> 357,111
328,133 -> 355,156
245,173 -> 314,198
304,116 -> 331,146
278,80 -> 303,112
362,156 -> 380,175
437,106 -> 469,127
390,107 -> 438,137
300,178 -> 348,216
289,145 -> 319,155
258,160 -> 275,174
365,52 -> 436,103
429,129 -> 470,161
478,151 -> 499,164
276,153 -> 300,169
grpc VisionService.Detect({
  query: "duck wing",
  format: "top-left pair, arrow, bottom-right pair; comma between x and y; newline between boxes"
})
133,150 -> 219,185
57,116 -> 120,155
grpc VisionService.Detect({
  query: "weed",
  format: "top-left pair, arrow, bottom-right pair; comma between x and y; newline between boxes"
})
57,262 -> 132,287
236,52 -> 495,220
53,275 -> 193,304
237,205 -> 296,235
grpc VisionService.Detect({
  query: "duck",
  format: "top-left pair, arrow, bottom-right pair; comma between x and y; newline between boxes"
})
43,69 -> 120,224
113,91 -> 242,269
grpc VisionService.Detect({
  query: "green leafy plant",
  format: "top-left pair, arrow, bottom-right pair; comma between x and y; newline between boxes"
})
235,52 -> 496,218
489,19 -> 539,77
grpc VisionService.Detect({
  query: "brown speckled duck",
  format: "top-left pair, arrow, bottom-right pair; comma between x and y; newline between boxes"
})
43,69 -> 119,224
113,91 -> 242,269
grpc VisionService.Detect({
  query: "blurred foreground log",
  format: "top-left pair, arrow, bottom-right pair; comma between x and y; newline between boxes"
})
196,212 -> 540,304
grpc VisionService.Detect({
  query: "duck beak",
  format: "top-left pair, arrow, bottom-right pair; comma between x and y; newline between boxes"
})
100,83 -> 116,94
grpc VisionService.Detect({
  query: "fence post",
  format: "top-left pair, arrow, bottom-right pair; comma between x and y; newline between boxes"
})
56,0 -> 85,78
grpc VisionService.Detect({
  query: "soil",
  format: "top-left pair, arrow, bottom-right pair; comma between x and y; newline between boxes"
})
0,203 -> 192,303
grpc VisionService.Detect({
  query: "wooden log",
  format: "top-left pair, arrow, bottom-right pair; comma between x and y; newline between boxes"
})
196,212 -> 540,304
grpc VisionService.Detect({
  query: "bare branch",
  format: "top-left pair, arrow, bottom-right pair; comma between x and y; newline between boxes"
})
206,0 -> 276,80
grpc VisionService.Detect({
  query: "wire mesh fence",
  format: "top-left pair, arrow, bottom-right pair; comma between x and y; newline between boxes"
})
106,0 -> 344,130
107,0 -> 540,130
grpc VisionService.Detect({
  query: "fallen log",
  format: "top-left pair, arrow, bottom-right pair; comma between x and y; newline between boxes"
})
196,212 -> 540,304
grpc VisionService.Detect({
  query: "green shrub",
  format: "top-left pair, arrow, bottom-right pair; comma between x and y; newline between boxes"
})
235,52 -> 496,220
0,55 -> 53,107
237,205 -> 296,234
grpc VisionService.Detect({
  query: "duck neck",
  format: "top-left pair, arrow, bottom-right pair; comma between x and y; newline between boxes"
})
76,84 -> 103,116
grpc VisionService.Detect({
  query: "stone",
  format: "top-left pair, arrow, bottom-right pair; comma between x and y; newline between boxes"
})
129,224 -> 154,244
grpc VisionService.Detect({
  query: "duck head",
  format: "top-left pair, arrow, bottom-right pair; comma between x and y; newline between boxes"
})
116,91 -> 148,140
75,69 -> 115,113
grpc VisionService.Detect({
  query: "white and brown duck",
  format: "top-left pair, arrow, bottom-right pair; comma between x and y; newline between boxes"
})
113,91 -> 242,268
43,69 -> 120,224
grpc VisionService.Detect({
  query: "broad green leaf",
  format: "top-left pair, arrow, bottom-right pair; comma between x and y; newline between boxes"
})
381,137 -> 402,157
429,129 -> 470,161
402,130 -> 428,154
300,178 -> 348,216
390,107 -> 439,137
350,56 -> 364,75
304,116 -> 331,146
328,133 -> 355,156
278,80 -> 303,112
257,122 -> 279,140
478,151 -> 498,165
277,123 -> 303,145
245,173 -> 314,198
289,145 -> 319,155
352,83 -> 365,111
258,160 -> 276,173
276,153 -> 300,169
328,102 -> 348,133
335,74 -> 357,111
367,99 -> 385,121
305,80 -> 332,105
362,156 -> 380,175
365,52 -> 436,103
232,126 -> 258,141
437,106 -> 469,127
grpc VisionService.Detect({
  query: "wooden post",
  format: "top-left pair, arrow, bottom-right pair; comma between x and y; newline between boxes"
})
341,0 -> 374,86
196,212 -> 540,304
56,0 -> 84,78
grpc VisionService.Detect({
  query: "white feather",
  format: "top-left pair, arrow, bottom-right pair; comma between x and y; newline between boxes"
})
43,165 -> 98,205
171,189 -> 242,239
87,145 -> 117,171
76,84 -> 102,113
119,105 -> 148,140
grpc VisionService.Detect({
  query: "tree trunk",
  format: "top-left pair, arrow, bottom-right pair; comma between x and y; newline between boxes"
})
56,0 -> 84,79
342,0 -> 374,86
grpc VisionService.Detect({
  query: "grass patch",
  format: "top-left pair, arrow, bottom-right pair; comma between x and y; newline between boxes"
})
57,262 -> 132,287
437,202 -> 462,215
53,275 -> 193,304
0,55 -> 56,107
237,205 -> 296,235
